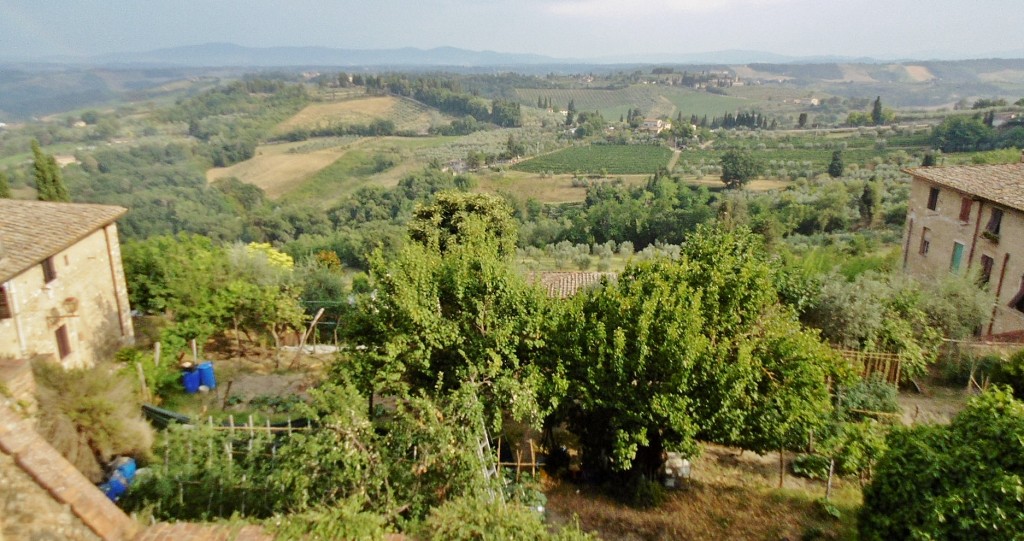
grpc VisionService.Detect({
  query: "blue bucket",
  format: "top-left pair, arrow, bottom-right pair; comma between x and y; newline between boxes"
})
182,369 -> 201,393
198,362 -> 216,389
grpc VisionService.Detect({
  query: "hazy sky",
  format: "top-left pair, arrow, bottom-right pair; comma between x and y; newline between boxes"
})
1,0 -> 1022,61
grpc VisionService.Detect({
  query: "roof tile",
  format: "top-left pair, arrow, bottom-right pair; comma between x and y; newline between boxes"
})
903,163 -> 1024,212
0,199 -> 126,283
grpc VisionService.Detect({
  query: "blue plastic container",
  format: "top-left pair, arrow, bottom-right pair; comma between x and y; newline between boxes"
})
101,472 -> 128,501
198,361 -> 216,389
115,457 -> 136,482
182,369 -> 201,393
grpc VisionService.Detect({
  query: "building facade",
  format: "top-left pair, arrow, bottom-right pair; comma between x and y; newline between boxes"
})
901,162 -> 1024,336
0,200 -> 133,368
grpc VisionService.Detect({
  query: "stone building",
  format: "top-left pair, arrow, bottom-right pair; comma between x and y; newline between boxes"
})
0,200 -> 134,368
901,162 -> 1024,335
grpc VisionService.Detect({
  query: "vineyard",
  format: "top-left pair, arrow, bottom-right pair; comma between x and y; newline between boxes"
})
514,144 -> 674,174
515,85 -> 755,120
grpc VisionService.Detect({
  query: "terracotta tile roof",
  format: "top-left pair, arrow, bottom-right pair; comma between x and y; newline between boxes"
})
134,523 -> 273,541
0,399 -> 141,540
903,163 -> 1024,212
0,199 -> 126,283
982,329 -> 1024,344
527,271 -> 616,299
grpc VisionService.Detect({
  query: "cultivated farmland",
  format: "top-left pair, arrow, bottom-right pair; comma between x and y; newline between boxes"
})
516,85 -> 755,120
514,144 -> 674,174
274,95 -> 451,135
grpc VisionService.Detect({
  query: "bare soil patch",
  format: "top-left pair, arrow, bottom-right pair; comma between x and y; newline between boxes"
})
831,65 -> 878,84
903,65 -> 936,82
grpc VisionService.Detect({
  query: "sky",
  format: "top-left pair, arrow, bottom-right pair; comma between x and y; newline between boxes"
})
1,0 -> 1022,61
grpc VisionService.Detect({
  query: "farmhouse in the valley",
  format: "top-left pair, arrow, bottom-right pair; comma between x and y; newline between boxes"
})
641,118 -> 671,134
0,199 -> 134,368
900,160 -> 1024,335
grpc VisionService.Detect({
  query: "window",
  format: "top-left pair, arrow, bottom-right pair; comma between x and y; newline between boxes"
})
55,324 -> 71,359
0,284 -> 11,319
42,257 -> 57,284
919,227 -> 931,255
950,242 -> 965,272
1012,277 -> 1024,314
986,208 -> 1003,236
979,255 -> 995,285
959,197 -> 972,222
927,187 -> 940,210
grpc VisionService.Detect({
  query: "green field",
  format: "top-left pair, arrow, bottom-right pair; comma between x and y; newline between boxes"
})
516,86 -> 755,120
513,144 -> 674,175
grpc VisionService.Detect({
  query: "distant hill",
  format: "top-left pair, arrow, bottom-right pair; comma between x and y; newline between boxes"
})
86,43 -> 560,68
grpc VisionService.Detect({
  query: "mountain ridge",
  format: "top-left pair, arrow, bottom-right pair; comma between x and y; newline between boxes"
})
14,43 -> 1024,68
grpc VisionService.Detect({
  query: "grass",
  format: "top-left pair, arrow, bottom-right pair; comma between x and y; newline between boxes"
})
514,144 -> 674,175
545,443 -> 860,541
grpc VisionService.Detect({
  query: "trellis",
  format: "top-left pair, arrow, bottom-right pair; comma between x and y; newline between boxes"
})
836,349 -> 902,385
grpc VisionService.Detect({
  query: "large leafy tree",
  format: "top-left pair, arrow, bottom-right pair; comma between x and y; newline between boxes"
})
344,193 -> 551,425
859,387 -> 1024,540
553,226 -> 839,477
719,149 -> 764,189
408,191 -> 518,258
932,115 -> 994,152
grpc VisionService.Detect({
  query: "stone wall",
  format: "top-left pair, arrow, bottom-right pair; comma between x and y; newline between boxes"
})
0,224 -> 134,369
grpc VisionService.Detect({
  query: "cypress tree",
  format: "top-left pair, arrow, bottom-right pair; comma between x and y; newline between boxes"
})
0,171 -> 10,199
31,140 -> 53,201
48,155 -> 70,202
871,96 -> 884,126
31,139 -> 70,202
828,150 -> 845,178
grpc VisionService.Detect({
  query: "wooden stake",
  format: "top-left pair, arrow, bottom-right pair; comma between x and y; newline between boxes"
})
778,446 -> 785,488
221,380 -> 233,410
153,342 -> 161,367
288,308 -> 325,370
135,361 -> 149,402
825,458 -> 835,500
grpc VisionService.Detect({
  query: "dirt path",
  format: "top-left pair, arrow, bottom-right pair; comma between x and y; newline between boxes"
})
666,149 -> 681,171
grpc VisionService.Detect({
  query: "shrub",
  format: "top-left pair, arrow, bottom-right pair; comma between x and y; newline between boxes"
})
990,348 -> 1024,399
33,361 -> 154,482
268,499 -> 391,541
417,494 -> 595,541
859,387 -> 1024,540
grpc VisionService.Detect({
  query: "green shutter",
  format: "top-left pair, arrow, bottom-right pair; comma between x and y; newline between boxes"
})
950,242 -> 965,272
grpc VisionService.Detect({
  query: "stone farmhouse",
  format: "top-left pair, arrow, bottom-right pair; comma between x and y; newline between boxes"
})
641,118 -> 671,134
900,161 -> 1024,336
0,199 -> 134,368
